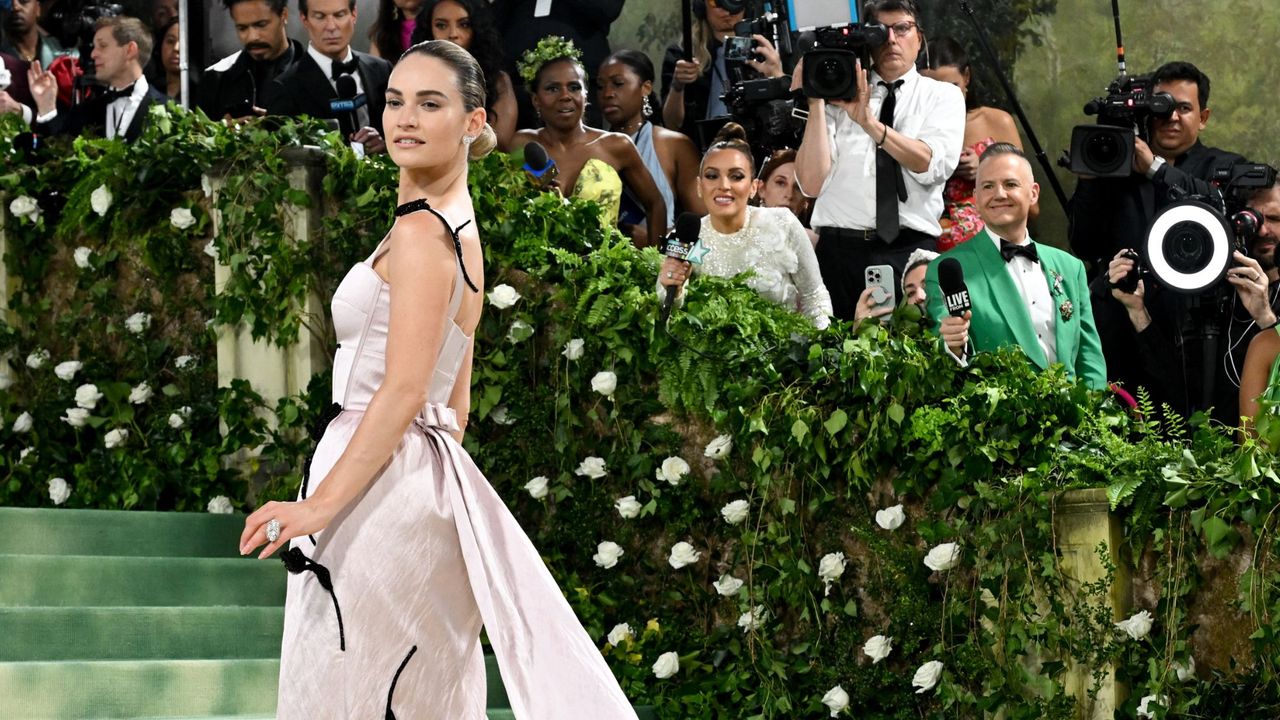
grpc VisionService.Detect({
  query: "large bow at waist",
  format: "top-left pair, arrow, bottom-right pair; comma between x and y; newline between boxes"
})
412,403 -> 460,434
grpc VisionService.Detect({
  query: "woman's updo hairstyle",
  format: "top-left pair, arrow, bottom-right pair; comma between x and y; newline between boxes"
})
401,39 -> 497,159
701,122 -> 754,174
600,49 -> 657,120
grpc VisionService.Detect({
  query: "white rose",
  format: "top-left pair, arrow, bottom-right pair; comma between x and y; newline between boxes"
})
911,660 -> 944,694
652,651 -> 679,679
54,360 -> 82,381
818,552 -> 847,596
0,366 -> 11,391
592,541 -> 624,569
713,574 -> 744,597
125,312 -> 152,334
19,447 -> 33,462
1173,656 -> 1195,683
168,412 -> 186,429
104,427 -> 129,449
1137,694 -> 1167,719
562,338 -> 585,360
203,240 -> 219,260
525,476 -> 549,499
170,207 -> 197,230
575,456 -> 607,479
737,604 -> 766,632
9,195 -> 40,222
1115,609 -> 1153,641
704,433 -> 733,459
657,456 -> 690,485
668,541 -> 701,569
606,623 -> 633,647
128,382 -> 153,404
206,495 -> 233,514
720,499 -> 750,525
90,184 -> 113,215
12,411 -> 33,433
48,477 -> 70,505
875,504 -> 906,531
175,355 -> 196,369
74,383 -> 103,410
487,284 -> 521,309
26,349 -> 49,368
506,319 -> 533,344
615,495 -> 642,519
590,371 -> 617,399
61,407 -> 90,427
863,634 -> 893,664
490,406 -> 516,425
821,685 -> 850,717
924,542 -> 961,572
201,174 -> 214,198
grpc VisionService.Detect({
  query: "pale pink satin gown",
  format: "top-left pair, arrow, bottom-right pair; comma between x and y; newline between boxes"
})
275,203 -> 637,719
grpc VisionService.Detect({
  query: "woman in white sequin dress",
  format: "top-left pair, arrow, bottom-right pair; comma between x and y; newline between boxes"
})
659,123 -> 833,329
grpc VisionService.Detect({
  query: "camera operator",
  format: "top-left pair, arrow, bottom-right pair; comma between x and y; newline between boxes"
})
792,0 -> 964,322
200,0 -> 303,121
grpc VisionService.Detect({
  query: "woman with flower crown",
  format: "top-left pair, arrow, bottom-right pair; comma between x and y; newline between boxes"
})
511,36 -> 669,247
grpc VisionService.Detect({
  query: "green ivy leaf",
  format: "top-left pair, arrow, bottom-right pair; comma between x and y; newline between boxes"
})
823,409 -> 847,436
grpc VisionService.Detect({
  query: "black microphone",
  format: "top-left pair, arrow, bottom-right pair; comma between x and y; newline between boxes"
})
659,212 -> 704,325
522,141 -> 559,190
937,257 -> 972,317
330,74 -> 366,137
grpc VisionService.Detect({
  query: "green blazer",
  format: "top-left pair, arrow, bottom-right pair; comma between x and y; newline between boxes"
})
925,229 -> 1108,390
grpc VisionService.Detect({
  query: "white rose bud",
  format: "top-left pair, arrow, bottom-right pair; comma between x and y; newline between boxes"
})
737,604 -> 766,632
713,574 -> 744,597
818,551 -> 847,596
486,283 -> 521,309
48,477 -> 70,505
863,634 -> 893,664
657,455 -> 690,485
652,651 -> 679,679
54,360 -> 82,381
821,685 -> 850,717
525,476 -> 549,499
175,355 -> 196,369
104,427 -> 129,449
61,407 -> 90,427
170,207 -> 196,230
1137,694 -> 1167,719
1174,656 -> 1195,683
575,456 -> 607,479
9,195 -> 40,222
606,623 -> 633,647
0,366 -> 11,391
720,499 -> 750,525
19,447 -> 33,462
490,406 -> 515,425
128,382 -> 153,404
912,660 -> 944,694
74,383 -> 103,410
875,504 -> 906,531
73,246 -> 94,270
201,174 -> 214,199
506,319 -> 533,344
125,312 -> 152,334
667,541 -> 701,569
203,240 -> 219,260
168,412 -> 186,429
12,411 -> 33,433
923,542 -> 961,572
26,349 -> 49,368
206,495 -> 233,514
90,184 -> 113,216
562,338 -> 585,360
592,541 -> 624,569
704,433 -> 733,459
615,495 -> 642,519
590,371 -> 617,399
1115,609 -> 1153,641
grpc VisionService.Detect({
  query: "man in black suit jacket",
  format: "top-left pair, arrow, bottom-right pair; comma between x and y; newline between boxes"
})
27,16 -> 166,142
201,0 -> 303,120
264,0 -> 390,154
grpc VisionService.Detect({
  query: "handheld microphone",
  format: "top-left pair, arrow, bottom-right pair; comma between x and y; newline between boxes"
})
522,141 -> 559,191
659,212 -> 704,325
937,258 -> 972,317
330,74 -> 366,137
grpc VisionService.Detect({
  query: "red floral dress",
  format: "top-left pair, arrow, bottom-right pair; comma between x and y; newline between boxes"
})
937,137 -> 996,252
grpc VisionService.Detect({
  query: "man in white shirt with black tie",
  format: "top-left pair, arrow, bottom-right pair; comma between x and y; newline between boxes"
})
793,0 -> 965,322
27,16 -> 166,142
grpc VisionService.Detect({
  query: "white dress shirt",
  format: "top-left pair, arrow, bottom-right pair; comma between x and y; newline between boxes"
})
989,231 -> 1057,364
808,66 -> 966,236
307,43 -> 369,130
106,75 -> 149,140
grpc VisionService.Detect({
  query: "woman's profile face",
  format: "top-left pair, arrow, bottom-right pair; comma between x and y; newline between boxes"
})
699,147 -> 753,222
596,60 -> 648,130
756,161 -> 798,210
430,0 -> 473,49
532,60 -> 587,129
162,23 -> 181,74
384,53 -> 479,170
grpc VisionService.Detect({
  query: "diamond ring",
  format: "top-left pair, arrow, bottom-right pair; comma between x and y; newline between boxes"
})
666,271 -> 674,279
266,518 -> 281,543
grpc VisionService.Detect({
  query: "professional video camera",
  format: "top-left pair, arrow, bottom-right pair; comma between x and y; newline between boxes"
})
720,75 -> 800,152
795,2 -> 886,101
1065,73 -> 1174,177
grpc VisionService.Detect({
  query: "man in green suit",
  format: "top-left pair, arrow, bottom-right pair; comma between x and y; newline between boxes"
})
925,144 -> 1108,390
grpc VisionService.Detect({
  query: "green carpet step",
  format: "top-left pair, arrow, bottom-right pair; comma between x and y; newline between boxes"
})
0,606 -> 284,661
0,507 -> 249,558
0,555 -> 286,607
0,659 -> 279,719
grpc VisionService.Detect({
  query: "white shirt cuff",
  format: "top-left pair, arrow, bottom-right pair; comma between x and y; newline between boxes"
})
21,104 -> 33,125
35,108 -> 58,124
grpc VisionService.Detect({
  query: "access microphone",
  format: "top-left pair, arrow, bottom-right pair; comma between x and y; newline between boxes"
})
937,257 -> 972,317
522,141 -> 559,191
330,74 -> 366,137
659,212 -> 704,325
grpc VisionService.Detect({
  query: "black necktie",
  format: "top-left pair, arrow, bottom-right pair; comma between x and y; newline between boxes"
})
100,84 -> 135,103
331,58 -> 358,80
1000,239 -> 1040,263
875,79 -> 906,243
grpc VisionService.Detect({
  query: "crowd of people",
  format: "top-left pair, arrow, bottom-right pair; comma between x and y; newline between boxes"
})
4,0 -> 1280,433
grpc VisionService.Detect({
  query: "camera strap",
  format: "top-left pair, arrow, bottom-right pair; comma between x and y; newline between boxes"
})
875,79 -> 906,242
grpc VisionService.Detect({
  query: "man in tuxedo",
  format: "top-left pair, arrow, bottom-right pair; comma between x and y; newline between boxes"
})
27,16 -> 166,142
926,144 -> 1107,390
264,0 -> 389,154
200,0 -> 303,120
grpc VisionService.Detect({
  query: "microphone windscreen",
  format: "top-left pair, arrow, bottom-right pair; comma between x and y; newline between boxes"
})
524,141 -> 551,172
937,257 -> 971,316
675,212 -> 702,244
335,74 -> 357,99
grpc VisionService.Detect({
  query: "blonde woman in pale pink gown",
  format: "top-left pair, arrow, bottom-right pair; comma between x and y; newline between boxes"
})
239,40 -> 637,720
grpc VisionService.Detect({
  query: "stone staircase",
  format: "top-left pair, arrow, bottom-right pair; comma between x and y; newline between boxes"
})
0,507 -> 655,719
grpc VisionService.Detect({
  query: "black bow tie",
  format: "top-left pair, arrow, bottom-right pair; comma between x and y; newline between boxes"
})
101,84 -> 135,103
331,58 -> 358,80
1000,239 -> 1039,263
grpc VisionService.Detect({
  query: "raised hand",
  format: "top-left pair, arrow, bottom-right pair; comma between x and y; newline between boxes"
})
26,61 -> 58,116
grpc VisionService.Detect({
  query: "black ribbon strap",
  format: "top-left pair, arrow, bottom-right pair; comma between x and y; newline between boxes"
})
384,645 -> 419,719
299,401 -> 344,546
394,198 -> 480,293
280,547 -> 346,651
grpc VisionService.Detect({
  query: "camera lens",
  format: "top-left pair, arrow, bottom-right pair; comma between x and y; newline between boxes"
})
1162,221 -> 1215,274
812,58 -> 850,97
1083,131 -> 1126,175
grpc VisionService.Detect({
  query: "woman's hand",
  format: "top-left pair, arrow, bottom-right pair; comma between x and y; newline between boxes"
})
660,256 -> 691,288
853,286 -> 893,325
240,497 -> 338,559
955,147 -> 978,181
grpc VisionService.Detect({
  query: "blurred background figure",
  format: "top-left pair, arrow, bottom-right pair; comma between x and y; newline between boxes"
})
752,147 -> 815,246
1,0 -> 68,68
150,17 -> 198,104
367,0 -> 420,60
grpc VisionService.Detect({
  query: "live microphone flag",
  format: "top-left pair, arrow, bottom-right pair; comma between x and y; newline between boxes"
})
937,257 -> 972,317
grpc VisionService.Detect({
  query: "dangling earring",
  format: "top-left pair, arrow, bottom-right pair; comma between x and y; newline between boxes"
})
393,5 -> 402,20
642,100 -> 653,119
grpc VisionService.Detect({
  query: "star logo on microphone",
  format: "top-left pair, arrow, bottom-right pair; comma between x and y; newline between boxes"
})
686,240 -> 710,265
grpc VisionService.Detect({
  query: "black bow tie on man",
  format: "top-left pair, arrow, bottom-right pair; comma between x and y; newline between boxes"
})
99,84 -> 135,103
331,58 -> 358,80
1000,239 -> 1040,264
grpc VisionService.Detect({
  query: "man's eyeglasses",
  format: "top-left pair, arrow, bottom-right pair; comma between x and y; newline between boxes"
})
886,21 -> 917,37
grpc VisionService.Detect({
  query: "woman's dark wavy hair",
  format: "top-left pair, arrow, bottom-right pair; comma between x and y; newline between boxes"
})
410,0 -> 505,109
369,0 -> 410,60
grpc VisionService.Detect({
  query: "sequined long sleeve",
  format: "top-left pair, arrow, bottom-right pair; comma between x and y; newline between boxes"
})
779,210 -> 834,329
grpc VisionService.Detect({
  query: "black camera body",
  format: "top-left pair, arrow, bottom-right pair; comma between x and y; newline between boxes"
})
1066,73 -> 1176,177
800,25 -> 887,101
47,2 -> 124,80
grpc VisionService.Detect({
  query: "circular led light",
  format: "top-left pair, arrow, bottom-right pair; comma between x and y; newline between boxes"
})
1144,200 -> 1233,294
